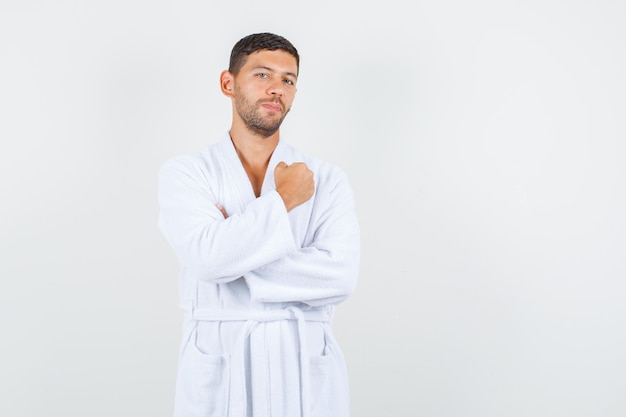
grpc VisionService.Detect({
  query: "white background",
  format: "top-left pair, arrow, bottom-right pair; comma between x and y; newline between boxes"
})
1,1 -> 625,416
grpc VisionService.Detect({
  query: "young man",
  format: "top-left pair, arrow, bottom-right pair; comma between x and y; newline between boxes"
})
158,32 -> 360,417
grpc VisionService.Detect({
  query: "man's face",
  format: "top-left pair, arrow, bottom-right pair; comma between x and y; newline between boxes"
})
231,49 -> 298,137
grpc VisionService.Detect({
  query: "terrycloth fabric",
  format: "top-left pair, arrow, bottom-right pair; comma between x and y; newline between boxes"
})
158,133 -> 360,417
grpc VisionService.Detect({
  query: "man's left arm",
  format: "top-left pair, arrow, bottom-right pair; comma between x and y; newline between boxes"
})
244,169 -> 360,307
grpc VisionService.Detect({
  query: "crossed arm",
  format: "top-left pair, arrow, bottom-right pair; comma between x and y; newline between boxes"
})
158,156 -> 360,306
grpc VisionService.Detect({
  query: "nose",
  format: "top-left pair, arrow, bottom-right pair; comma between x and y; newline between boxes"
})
267,80 -> 284,97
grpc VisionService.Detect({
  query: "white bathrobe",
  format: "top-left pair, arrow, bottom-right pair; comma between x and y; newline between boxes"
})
158,133 -> 360,417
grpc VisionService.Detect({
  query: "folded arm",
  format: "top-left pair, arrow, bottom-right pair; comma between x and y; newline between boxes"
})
158,156 -> 296,283
245,170 -> 360,306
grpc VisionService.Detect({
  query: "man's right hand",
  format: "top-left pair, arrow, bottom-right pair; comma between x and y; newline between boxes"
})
274,161 -> 315,212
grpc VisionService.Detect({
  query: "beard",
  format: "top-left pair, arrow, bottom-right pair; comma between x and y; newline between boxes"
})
234,85 -> 290,138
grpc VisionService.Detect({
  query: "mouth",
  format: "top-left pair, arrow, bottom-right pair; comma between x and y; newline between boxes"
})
260,101 -> 282,112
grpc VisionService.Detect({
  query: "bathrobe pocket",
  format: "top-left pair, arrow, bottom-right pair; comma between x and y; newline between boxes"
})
174,336 -> 229,417
310,354 -> 331,416
309,351 -> 350,417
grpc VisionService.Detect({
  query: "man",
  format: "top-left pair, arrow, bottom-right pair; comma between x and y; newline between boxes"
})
158,32 -> 360,417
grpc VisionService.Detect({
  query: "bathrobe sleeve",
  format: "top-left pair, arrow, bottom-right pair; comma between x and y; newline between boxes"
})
158,155 -> 297,283
245,168 -> 360,307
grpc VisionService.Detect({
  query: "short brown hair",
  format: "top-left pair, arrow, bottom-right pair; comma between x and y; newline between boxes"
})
229,33 -> 299,75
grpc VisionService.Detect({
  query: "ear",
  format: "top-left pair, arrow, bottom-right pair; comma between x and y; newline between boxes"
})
220,70 -> 235,98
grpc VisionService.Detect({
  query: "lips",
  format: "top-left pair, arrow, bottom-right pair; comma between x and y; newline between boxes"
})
260,101 -> 282,112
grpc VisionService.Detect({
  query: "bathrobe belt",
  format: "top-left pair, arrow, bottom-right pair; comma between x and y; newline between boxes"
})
191,306 -> 332,417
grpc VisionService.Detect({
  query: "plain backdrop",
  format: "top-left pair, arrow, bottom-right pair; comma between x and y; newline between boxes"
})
1,1 -> 625,416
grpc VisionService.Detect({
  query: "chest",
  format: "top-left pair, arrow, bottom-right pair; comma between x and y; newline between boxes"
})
209,167 -> 317,249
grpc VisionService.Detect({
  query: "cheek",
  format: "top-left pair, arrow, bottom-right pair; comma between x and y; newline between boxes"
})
286,94 -> 296,108
285,89 -> 297,101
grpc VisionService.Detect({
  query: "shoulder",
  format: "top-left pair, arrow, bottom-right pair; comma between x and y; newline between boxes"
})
159,139 -> 227,181
281,142 -> 352,189
281,141 -> 337,171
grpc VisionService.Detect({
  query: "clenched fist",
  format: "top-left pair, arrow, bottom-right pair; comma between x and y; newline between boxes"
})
274,161 -> 314,211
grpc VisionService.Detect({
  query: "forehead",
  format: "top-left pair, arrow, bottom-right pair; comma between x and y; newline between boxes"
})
241,49 -> 298,75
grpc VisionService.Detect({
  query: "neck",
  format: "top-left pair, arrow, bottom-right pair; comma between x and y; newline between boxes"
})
229,124 -> 279,169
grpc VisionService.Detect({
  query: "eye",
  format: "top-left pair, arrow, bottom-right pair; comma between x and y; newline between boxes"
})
256,73 -> 269,79
284,79 -> 295,86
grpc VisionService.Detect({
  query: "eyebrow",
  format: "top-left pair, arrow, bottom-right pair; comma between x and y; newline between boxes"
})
252,66 -> 298,79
